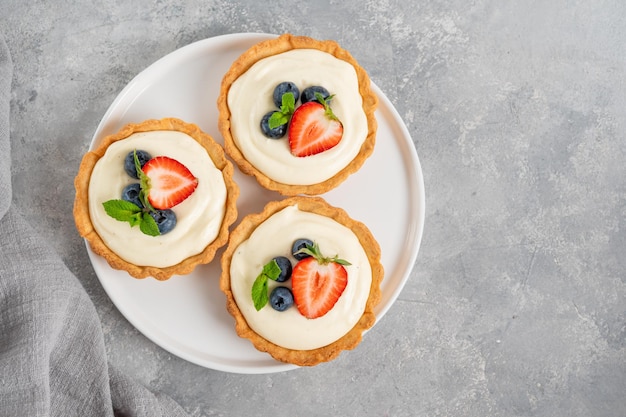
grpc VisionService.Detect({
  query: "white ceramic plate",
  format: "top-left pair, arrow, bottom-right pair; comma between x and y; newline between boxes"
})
87,33 -> 425,374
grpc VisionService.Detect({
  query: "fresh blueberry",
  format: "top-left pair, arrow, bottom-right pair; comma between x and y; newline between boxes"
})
269,286 -> 294,312
260,111 -> 288,139
149,209 -> 177,235
124,150 -> 151,179
300,86 -> 330,104
292,238 -> 314,260
273,81 -> 300,108
121,183 -> 143,208
272,256 -> 293,282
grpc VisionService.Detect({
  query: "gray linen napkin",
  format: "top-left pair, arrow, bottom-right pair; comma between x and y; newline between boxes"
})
0,34 -> 190,417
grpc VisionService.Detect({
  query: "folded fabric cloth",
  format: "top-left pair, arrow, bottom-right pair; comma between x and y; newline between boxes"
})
0,33 -> 190,417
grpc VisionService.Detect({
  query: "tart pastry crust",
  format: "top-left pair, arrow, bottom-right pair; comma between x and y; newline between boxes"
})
74,118 -> 239,280
217,33 -> 378,196
219,196 -> 383,366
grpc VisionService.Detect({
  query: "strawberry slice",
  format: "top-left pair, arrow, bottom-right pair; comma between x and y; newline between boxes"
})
141,156 -> 198,210
291,242 -> 350,319
288,94 -> 343,157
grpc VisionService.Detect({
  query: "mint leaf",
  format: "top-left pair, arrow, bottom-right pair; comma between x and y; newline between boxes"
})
280,92 -> 295,114
262,259 -> 282,281
103,199 -> 142,222
251,274 -> 269,311
267,92 -> 296,129
102,199 -> 161,237
139,212 -> 160,236
251,259 -> 284,310
268,112 -> 289,129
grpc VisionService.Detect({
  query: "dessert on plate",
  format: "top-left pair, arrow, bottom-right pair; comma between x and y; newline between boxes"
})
74,117 -> 239,280
220,196 -> 383,366
217,33 -> 378,195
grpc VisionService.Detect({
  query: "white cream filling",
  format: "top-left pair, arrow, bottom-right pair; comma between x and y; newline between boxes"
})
88,131 -> 227,268
230,205 -> 372,350
227,49 -> 368,185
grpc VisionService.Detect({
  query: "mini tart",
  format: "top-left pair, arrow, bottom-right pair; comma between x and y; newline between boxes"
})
217,34 -> 378,196
220,196 -> 383,366
74,118 -> 239,281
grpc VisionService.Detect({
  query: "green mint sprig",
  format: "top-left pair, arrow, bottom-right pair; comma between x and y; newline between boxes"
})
268,92 -> 296,129
251,259 -> 283,311
102,199 -> 160,236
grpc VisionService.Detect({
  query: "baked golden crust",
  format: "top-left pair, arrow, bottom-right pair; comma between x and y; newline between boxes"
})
219,196 -> 384,366
73,118 -> 239,281
217,33 -> 378,196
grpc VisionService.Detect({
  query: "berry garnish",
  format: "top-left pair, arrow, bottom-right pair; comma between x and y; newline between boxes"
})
301,86 -> 330,104
291,242 -> 351,319
260,111 -> 288,139
102,151 -> 195,236
121,183 -> 143,208
102,151 -> 161,236
272,256 -> 293,282
269,286 -> 294,312
149,209 -> 177,235
141,156 -> 198,210
288,93 -> 343,157
273,81 -> 300,108
292,238 -> 314,260
124,150 -> 151,179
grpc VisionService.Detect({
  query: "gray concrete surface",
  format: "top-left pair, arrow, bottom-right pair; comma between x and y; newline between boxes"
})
1,1 -> 625,416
